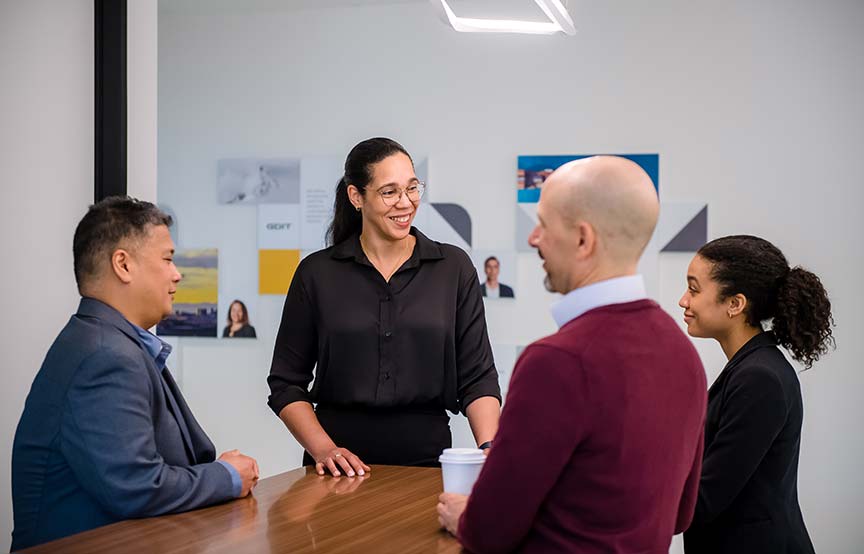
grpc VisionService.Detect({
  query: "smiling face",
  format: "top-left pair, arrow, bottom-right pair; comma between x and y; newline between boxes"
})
679,254 -> 734,339
353,153 -> 419,242
229,301 -> 245,324
128,224 -> 182,328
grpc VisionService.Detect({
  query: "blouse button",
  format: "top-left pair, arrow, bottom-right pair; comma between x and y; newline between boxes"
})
384,331 -> 393,338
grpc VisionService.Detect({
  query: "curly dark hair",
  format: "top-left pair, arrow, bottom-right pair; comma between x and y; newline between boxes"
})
697,235 -> 834,369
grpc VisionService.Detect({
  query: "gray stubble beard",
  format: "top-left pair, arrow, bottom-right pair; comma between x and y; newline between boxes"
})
543,274 -> 556,293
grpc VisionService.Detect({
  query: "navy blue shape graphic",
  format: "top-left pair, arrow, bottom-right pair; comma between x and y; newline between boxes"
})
661,205 -> 708,252
432,203 -> 472,247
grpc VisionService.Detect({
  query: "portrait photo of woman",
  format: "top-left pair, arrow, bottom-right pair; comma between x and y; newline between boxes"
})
223,299 -> 257,338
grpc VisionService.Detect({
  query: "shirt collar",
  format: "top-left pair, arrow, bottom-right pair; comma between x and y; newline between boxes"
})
330,227 -> 445,264
130,322 -> 173,370
551,275 -> 648,328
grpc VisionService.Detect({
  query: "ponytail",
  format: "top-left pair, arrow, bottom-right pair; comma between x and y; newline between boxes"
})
698,235 -> 835,369
773,267 -> 835,369
327,177 -> 362,246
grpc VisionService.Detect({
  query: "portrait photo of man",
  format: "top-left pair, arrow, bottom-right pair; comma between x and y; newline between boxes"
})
479,255 -> 515,299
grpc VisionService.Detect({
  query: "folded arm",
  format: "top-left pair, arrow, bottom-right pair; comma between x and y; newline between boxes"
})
61,351 -> 235,519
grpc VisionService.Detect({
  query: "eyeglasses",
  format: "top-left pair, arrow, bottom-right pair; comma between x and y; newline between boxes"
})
375,181 -> 426,207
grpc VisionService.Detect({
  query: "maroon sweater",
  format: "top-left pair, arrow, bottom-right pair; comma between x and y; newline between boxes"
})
458,300 -> 707,553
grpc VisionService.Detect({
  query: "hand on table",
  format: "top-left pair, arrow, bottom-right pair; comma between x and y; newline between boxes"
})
218,450 -> 260,496
437,492 -> 468,535
312,447 -> 370,477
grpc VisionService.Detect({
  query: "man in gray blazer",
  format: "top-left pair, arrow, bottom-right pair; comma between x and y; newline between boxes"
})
11,197 -> 259,550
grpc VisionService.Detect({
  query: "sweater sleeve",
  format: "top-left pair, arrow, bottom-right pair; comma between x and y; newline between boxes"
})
60,351 -> 235,518
675,423 -> 704,533
457,344 -> 587,553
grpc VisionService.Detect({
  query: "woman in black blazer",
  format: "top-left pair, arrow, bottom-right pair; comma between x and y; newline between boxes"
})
678,235 -> 834,554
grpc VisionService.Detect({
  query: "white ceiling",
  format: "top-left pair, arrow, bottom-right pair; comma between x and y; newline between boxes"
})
159,0 -> 425,15
159,0 -> 555,21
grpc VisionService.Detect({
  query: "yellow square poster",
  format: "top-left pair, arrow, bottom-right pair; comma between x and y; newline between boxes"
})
259,249 -> 301,295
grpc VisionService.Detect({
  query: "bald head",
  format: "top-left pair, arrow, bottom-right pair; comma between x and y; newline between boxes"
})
543,156 -> 659,266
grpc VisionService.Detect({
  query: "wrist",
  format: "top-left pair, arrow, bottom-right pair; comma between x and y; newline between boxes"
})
310,441 -> 338,460
216,460 -> 243,497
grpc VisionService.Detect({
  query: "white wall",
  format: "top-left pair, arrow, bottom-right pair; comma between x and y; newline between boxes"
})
0,1 -> 94,550
158,1 -> 864,552
128,0 -> 160,202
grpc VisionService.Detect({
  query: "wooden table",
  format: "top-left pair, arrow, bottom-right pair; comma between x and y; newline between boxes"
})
21,466 -> 464,553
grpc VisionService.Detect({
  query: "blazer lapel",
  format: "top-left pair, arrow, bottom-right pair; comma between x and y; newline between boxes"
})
158,366 -> 198,464
76,297 -> 201,463
708,332 -> 778,395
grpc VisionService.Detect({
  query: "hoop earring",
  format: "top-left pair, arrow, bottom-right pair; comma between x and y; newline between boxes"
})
355,206 -> 361,212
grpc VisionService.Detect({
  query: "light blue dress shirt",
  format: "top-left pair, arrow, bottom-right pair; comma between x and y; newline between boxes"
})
131,324 -> 242,498
550,275 -> 648,329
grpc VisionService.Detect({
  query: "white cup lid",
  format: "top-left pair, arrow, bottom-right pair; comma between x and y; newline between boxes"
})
439,447 -> 486,464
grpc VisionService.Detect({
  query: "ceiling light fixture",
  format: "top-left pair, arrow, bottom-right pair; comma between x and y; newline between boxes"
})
432,0 -> 576,36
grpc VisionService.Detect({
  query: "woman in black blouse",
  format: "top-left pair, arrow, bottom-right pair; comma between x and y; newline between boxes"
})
223,299 -> 256,338
679,236 -> 833,554
267,138 -> 501,477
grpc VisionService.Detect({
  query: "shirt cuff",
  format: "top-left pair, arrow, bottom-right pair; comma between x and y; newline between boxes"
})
267,387 -> 311,417
460,391 -> 502,414
217,460 -> 243,497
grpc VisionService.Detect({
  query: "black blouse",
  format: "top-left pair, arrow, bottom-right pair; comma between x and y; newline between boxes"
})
222,324 -> 256,338
267,228 -> 500,416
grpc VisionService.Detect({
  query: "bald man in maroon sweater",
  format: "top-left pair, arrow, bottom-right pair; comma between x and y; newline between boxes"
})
438,156 -> 707,553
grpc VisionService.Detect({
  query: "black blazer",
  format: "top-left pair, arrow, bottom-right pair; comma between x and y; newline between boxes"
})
684,332 -> 814,554
480,283 -> 514,298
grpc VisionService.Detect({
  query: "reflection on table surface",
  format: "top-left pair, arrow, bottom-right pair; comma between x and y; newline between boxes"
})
20,465 -> 463,554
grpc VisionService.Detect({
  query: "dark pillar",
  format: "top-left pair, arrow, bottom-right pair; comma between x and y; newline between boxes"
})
94,0 -> 127,201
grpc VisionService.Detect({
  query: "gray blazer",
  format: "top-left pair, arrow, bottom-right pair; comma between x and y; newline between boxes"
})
12,298 -> 234,551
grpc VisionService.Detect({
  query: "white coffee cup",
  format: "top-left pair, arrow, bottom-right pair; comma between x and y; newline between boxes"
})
439,448 -> 486,495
